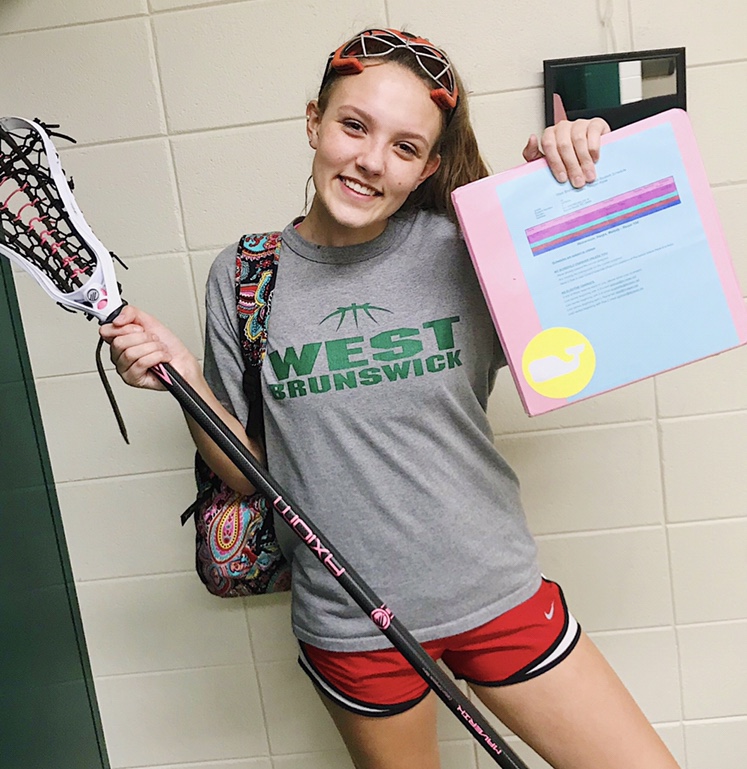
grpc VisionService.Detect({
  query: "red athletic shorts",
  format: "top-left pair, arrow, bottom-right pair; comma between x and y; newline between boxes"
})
298,577 -> 580,717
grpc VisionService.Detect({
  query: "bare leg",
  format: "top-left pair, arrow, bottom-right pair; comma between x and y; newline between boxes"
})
470,632 -> 681,769
316,688 -> 441,769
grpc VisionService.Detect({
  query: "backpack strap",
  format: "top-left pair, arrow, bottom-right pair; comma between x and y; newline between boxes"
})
235,231 -> 282,442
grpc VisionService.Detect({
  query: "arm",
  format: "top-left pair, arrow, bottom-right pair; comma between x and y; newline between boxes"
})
99,305 -> 261,496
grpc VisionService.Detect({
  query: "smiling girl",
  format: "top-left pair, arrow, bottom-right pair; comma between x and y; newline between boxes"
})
102,28 -> 681,769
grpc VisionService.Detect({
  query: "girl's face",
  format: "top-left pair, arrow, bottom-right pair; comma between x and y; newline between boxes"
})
299,61 -> 443,247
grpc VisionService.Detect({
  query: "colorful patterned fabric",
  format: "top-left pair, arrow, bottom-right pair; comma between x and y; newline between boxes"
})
183,232 -> 290,597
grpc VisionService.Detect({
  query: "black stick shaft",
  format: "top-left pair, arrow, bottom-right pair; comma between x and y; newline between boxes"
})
155,362 -> 528,769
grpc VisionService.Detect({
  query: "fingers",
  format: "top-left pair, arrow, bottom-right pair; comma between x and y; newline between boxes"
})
541,118 -> 611,188
522,134 -> 543,163
109,330 -> 171,390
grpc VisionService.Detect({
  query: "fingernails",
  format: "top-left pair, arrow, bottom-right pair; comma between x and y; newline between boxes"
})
557,171 -> 568,183
572,175 -> 584,188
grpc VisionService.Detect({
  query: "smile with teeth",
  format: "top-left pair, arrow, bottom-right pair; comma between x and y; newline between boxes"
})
340,176 -> 380,197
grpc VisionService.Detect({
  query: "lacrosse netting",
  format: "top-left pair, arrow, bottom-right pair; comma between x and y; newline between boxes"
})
0,116 -> 130,438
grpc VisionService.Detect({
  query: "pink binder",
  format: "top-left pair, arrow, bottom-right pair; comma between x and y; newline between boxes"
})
452,109 -> 747,415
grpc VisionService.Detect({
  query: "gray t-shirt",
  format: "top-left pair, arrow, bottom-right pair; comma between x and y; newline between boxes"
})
204,209 -> 541,652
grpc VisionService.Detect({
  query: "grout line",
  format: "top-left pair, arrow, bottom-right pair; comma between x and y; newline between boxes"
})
243,602 -> 276,760
675,617 -> 747,630
75,569 -> 195,584
56,466 -> 194,486
494,416 -> 655,440
626,0 -> 635,49
0,12 -> 149,38
536,522 -> 670,541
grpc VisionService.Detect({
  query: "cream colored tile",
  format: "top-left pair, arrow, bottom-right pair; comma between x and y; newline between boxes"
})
256,660 -> 346,754
654,724 -> 686,768
537,529 -> 673,631
631,0 -> 747,65
489,368 -> 655,435
57,470 -> 196,580
714,185 -> 747,298
0,19 -> 164,144
660,413 -> 747,522
686,718 -> 747,769
171,123 -> 311,251
678,621 -> 747,719
77,572 -> 251,676
656,343 -> 747,418
470,90 -> 545,178
670,520 -> 747,623
153,1 -> 384,132
496,424 -> 663,535
36,372 -> 195,483
95,665 -> 268,767
387,0 -> 632,95
245,593 -> 295,663
118,252 -> 203,356
192,248 -> 222,333
271,750 -> 353,769
688,64 -> 747,185
435,665 -> 473,742
150,0 -> 231,9
16,252 -> 201,378
12,270 -> 103,381
440,740 -> 477,769
58,139 -> 185,258
588,628 -> 682,723
149,760 -> 271,769
0,0 -> 146,33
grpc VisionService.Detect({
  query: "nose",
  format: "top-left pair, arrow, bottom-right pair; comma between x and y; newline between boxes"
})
356,138 -> 385,177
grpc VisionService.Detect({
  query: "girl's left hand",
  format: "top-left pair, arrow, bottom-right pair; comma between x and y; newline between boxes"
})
522,117 -> 611,188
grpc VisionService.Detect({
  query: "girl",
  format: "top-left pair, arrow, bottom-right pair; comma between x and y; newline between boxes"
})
102,28 -> 681,769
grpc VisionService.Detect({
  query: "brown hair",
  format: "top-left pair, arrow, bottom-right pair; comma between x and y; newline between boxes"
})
316,41 -> 490,222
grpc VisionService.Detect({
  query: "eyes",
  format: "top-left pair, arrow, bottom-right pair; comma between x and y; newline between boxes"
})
340,118 -> 421,158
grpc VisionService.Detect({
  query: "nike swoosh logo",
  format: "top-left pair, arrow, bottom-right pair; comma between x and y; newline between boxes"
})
544,602 -> 555,621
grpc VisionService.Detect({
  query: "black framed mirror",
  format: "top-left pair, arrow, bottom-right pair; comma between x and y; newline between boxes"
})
544,47 -> 686,130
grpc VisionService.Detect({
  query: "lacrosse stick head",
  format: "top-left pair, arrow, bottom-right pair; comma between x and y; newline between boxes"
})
0,116 -> 124,322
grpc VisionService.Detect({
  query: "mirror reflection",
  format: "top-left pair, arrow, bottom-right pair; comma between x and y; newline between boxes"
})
544,48 -> 686,130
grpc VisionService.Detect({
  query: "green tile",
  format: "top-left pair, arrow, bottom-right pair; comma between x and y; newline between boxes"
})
0,259 -> 25,384
0,380 -> 46,488
0,583 -> 85,689
0,680 -> 107,769
0,485 -> 68,590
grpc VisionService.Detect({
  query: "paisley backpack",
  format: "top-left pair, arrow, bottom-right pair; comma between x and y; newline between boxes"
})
181,232 -> 291,597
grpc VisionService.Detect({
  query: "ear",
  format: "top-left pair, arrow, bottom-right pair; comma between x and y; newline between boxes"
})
306,100 -> 322,149
414,153 -> 441,190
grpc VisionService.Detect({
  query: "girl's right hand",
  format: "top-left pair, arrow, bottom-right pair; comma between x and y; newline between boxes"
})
99,305 -> 199,391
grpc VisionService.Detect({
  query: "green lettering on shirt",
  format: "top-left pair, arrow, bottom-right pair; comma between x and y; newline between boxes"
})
333,371 -> 357,391
370,328 -> 423,361
422,316 -> 459,350
268,384 -> 286,400
269,343 -> 322,381
359,367 -> 383,386
426,354 -> 446,373
308,375 -> 332,394
382,361 -> 411,381
325,337 -> 368,371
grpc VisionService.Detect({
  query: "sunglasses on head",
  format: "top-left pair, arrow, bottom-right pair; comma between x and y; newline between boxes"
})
320,29 -> 459,117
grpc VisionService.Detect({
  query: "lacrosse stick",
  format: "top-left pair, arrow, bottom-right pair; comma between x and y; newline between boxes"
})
0,116 -> 529,769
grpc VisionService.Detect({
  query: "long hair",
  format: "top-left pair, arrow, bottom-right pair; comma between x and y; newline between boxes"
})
316,42 -> 490,222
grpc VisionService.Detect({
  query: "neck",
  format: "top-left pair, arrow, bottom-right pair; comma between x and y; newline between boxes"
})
296,197 -> 387,247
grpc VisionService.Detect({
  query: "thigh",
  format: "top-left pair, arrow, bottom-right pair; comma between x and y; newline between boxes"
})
469,632 -> 681,769
317,688 -> 441,769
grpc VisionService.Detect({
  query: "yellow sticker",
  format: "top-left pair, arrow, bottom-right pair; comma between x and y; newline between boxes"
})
522,328 -> 596,399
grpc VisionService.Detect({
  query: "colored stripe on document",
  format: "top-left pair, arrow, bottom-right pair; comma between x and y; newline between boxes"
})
526,177 -> 681,256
